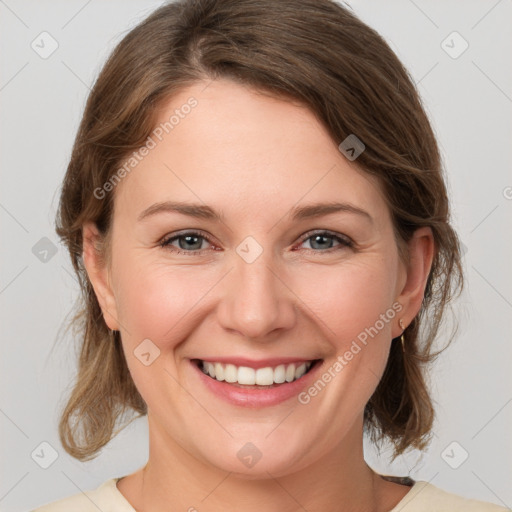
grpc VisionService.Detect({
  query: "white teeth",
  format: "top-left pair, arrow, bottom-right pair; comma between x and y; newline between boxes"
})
207,362 -> 215,378
224,364 -> 237,383
285,364 -> 295,382
238,366 -> 255,385
255,367 -> 274,386
214,362 -> 224,381
200,360 -> 314,386
294,363 -> 307,380
274,364 -> 286,384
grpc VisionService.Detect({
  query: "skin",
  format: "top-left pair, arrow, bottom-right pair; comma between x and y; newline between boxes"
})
83,79 -> 434,512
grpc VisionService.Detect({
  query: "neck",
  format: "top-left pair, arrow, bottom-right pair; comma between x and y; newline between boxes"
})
122,414 -> 391,512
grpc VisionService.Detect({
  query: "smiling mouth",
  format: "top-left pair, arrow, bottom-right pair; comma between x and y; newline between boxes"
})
193,359 -> 322,388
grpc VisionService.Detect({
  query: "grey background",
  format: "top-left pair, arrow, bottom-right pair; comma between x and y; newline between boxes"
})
1,0 -> 511,510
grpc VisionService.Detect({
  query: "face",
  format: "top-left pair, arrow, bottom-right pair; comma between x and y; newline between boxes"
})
84,79 -> 431,478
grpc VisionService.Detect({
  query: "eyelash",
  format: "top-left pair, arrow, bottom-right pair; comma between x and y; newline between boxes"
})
159,229 -> 354,256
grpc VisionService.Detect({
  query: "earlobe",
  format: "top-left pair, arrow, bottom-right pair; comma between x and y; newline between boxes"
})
82,221 -> 120,331
394,227 -> 435,337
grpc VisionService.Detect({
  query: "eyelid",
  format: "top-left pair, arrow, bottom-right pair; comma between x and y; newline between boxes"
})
160,228 -> 212,242
159,228 -> 354,254
296,228 -> 353,246
159,229 -> 217,252
293,229 -> 354,253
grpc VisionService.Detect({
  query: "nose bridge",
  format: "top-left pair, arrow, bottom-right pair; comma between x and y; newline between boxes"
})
218,242 -> 296,339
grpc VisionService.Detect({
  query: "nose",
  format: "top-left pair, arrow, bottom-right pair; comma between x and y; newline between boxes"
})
217,250 -> 297,341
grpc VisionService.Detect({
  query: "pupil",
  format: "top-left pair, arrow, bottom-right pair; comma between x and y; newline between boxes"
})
177,234 -> 333,251
311,235 -> 331,250
180,235 -> 201,250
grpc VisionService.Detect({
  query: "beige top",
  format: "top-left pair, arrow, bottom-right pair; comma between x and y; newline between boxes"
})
31,476 -> 509,511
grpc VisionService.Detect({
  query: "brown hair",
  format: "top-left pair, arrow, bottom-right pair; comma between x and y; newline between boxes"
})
55,0 -> 463,461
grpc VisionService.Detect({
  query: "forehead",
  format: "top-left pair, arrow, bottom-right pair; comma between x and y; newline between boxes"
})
114,79 -> 389,225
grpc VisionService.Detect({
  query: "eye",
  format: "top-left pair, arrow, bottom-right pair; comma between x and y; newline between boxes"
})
296,230 -> 353,253
159,229 -> 353,256
160,230 -> 215,255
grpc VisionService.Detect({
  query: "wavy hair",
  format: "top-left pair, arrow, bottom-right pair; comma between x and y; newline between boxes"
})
55,0 -> 464,461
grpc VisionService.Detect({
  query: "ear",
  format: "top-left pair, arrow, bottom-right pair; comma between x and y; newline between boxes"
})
82,221 -> 120,331
393,226 -> 435,337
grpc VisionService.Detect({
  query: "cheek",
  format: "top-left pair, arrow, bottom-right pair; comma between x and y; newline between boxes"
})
294,256 -> 399,411
112,260 -> 219,405
291,261 -> 398,425
112,236 -> 399,359
115,260 -> 217,342
114,254 -> 398,342
298,258 -> 398,345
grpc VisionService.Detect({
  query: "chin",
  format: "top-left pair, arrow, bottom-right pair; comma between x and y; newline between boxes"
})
193,435 -> 314,479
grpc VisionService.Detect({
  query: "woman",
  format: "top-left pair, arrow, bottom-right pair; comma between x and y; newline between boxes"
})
32,0 -> 507,510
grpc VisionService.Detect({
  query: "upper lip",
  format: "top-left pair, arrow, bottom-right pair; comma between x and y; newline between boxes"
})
192,357 -> 320,370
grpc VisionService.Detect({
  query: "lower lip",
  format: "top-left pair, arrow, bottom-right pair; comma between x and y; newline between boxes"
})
191,359 -> 323,408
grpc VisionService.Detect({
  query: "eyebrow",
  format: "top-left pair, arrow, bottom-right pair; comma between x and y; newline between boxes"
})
137,200 -> 373,224
137,201 -> 223,222
291,202 -> 373,223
